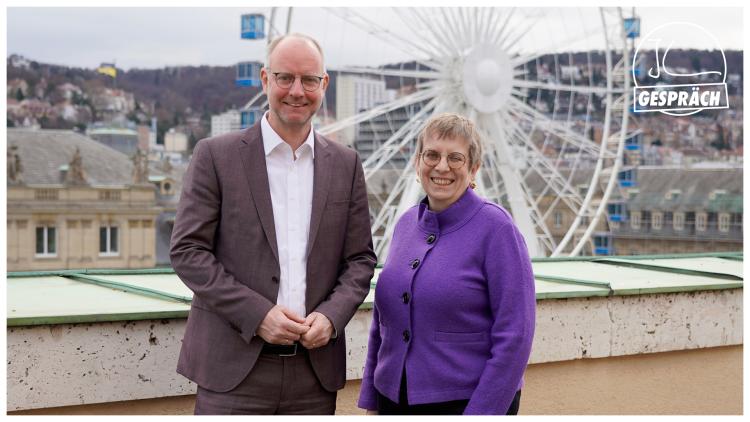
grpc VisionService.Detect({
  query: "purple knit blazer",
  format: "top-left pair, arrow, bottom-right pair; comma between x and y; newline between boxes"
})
357,188 -> 536,414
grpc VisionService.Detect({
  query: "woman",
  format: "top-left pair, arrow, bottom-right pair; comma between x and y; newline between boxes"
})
357,113 -> 536,415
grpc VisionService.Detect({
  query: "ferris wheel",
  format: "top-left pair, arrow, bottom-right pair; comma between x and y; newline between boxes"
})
237,7 -> 641,259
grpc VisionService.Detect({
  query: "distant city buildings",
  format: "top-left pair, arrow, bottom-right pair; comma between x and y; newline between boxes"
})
87,125 -> 140,156
211,109 -> 242,137
336,75 -> 391,145
164,128 -> 189,152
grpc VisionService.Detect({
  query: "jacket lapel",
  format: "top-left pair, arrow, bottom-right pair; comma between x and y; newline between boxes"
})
238,123 -> 279,263
307,133 -> 332,256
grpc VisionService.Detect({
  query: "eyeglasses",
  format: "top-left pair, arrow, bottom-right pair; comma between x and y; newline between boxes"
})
421,150 -> 467,169
271,72 -> 325,91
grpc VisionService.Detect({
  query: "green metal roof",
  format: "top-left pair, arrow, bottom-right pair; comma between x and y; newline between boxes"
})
7,252 -> 742,327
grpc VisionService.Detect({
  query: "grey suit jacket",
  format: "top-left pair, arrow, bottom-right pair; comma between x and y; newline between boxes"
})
170,122 -> 376,392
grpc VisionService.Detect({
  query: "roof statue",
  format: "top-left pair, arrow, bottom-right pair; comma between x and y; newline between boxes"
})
7,145 -> 23,185
161,156 -> 173,174
132,149 -> 149,185
65,147 -> 87,185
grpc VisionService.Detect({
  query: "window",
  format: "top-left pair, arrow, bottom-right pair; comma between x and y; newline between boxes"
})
99,225 -> 119,255
665,189 -> 681,200
719,213 -> 730,232
696,213 -> 707,231
35,189 -> 59,200
35,225 -> 56,256
664,212 -> 673,226
554,211 -> 562,228
630,211 -> 641,230
98,190 -> 121,201
674,212 -> 685,230
652,212 -> 663,230
641,211 -> 651,230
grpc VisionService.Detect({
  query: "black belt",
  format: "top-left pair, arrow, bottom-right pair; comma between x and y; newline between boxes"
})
261,342 -> 305,357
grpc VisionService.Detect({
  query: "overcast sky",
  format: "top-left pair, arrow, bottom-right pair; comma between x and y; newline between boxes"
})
6,7 -> 743,71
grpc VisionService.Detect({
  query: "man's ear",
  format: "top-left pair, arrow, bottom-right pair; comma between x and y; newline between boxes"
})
260,67 -> 269,93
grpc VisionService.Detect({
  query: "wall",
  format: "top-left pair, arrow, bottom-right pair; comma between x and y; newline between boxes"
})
7,288 -> 742,412
9,345 -> 742,415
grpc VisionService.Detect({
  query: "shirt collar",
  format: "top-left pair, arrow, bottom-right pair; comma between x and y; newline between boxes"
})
261,111 -> 315,158
417,187 -> 484,234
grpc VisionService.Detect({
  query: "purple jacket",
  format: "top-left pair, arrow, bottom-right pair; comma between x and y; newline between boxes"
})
357,188 -> 536,414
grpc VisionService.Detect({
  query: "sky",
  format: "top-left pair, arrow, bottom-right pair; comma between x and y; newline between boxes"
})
5,6 -> 745,71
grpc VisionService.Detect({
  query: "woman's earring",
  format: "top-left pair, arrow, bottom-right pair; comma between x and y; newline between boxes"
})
470,180 -> 477,189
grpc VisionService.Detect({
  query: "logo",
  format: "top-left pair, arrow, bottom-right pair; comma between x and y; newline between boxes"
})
632,22 -> 729,116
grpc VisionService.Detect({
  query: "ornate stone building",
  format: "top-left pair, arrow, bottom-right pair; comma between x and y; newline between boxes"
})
607,166 -> 743,255
7,129 -> 161,271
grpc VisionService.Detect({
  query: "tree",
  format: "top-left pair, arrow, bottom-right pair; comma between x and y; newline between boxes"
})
15,88 -> 24,102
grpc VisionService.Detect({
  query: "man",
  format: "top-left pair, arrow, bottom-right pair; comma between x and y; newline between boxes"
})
170,33 -> 376,415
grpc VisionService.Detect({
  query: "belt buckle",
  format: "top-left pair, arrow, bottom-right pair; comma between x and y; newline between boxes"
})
279,343 -> 297,357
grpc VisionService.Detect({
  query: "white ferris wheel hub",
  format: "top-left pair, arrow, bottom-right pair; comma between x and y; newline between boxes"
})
462,43 -> 513,114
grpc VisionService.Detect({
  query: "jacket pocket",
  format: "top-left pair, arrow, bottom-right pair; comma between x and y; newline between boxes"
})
434,331 -> 487,343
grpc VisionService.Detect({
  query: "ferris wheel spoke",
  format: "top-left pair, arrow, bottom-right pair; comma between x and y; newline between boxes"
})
404,8 -> 455,58
506,97 -> 610,159
489,8 -> 517,47
318,86 -> 440,136
439,8 -> 463,51
241,90 -> 266,110
324,7 -> 437,62
475,7 -> 490,47
512,79 -> 617,95
363,97 -> 440,176
481,121 -> 557,254
336,66 -> 443,81
479,7 -> 512,47
498,111 -> 585,209
393,9 -> 451,61
498,11 -> 545,52
430,8 -> 463,56
455,7 -> 474,49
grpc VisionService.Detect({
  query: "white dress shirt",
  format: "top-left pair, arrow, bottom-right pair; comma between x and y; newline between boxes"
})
261,112 -> 315,319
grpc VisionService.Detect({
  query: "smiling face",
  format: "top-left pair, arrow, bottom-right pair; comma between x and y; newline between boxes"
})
261,36 -> 329,137
416,132 -> 480,212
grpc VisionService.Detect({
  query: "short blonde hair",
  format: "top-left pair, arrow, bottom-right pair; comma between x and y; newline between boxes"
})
415,113 -> 483,168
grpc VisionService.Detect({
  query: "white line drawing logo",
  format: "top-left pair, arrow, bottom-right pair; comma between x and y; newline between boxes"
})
632,22 -> 729,116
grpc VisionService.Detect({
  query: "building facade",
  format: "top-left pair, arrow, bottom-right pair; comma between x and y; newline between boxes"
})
336,75 -> 389,145
608,166 -> 743,255
7,129 -> 161,271
210,109 -> 242,137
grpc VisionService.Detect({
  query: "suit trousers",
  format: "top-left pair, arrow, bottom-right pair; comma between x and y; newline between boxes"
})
194,348 -> 337,415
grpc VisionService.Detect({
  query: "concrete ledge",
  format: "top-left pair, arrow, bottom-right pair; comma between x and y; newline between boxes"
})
7,287 -> 742,411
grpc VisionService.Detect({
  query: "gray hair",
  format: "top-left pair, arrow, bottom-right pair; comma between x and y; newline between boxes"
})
415,113 -> 484,168
265,33 -> 326,73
